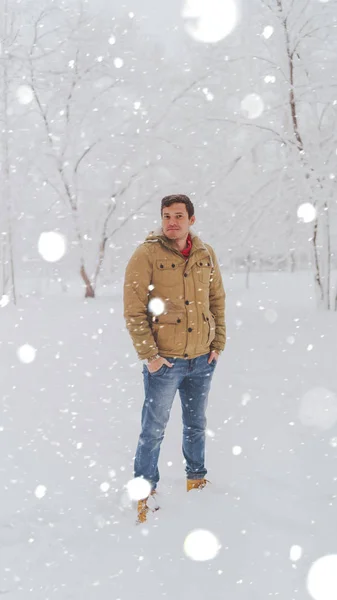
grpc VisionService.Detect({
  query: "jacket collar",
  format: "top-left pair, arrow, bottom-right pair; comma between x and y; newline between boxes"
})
145,227 -> 204,252
144,228 -> 213,270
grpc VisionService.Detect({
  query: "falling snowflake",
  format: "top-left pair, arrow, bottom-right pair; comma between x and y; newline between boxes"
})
100,482 -> 110,493
297,203 -> 317,223
241,93 -> 264,119
148,298 -> 165,316
241,393 -> 251,406
16,85 -> 34,105
184,529 -> 221,561
126,477 -> 151,501
38,231 -> 67,262
307,555 -> 337,600
181,0 -> 239,44
290,545 -> 303,562
0,295 -> 10,308
35,485 -> 47,499
17,344 -> 36,364
114,57 -> 124,69
262,26 -> 274,39
202,87 -> 214,101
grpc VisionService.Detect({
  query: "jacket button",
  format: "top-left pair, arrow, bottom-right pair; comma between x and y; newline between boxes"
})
160,264 -> 164,269
188,327 -> 193,332
206,317 -> 209,321
184,273 -> 188,277
200,262 -> 203,266
177,318 -> 181,323
185,300 -> 189,305
172,264 -> 175,268
184,353 -> 188,358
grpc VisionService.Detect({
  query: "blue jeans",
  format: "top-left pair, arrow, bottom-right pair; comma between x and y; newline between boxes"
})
134,353 -> 217,490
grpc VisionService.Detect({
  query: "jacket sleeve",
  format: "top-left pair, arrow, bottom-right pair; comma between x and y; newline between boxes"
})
208,247 -> 226,353
123,244 -> 159,360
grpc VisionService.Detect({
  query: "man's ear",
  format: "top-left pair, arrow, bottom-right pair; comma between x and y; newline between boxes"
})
190,215 -> 196,226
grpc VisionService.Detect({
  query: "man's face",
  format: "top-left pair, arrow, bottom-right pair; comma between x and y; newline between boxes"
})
161,203 -> 195,240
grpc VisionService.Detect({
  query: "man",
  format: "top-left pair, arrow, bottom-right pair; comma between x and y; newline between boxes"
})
123,194 -> 226,523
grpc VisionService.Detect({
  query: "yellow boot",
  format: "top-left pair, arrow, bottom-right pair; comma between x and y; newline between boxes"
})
187,478 -> 209,492
136,490 -> 158,524
137,498 -> 149,524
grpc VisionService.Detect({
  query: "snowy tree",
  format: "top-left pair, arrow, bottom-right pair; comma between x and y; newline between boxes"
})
1,0 -> 336,308
180,0 -> 337,309
19,3 -> 182,296
0,0 -> 20,303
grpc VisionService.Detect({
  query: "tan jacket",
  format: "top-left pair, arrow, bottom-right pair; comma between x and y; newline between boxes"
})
123,229 -> 226,360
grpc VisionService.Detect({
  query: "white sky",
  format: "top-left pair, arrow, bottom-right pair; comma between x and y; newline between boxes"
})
96,0 -> 182,32
93,0 -> 186,50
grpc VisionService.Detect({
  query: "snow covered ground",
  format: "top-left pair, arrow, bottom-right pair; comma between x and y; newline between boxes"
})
1,271 -> 337,599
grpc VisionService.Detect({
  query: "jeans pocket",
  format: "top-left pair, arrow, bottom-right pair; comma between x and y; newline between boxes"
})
205,353 -> 217,368
149,363 -> 167,376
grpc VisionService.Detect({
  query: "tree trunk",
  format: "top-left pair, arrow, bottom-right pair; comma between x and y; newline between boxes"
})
289,249 -> 295,273
320,201 -> 331,310
80,265 -> 95,298
245,253 -> 251,289
93,236 -> 107,291
1,0 -> 17,304
312,217 -> 324,306
279,1 -> 329,309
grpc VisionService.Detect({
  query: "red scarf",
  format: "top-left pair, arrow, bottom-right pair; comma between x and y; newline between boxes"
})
181,233 -> 192,259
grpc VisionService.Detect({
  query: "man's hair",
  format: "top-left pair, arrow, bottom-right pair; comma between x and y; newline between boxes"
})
161,194 -> 195,219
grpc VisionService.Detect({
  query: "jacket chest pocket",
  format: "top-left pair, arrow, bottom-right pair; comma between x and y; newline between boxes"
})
151,312 -> 185,352
195,261 -> 212,285
154,259 -> 182,287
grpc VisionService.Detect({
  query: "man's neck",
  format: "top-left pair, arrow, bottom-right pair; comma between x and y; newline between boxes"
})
172,234 -> 189,253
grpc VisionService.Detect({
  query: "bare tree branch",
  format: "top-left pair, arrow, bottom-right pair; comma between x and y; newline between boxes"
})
92,166 -> 156,288
207,117 -> 294,147
74,141 -> 101,175
151,73 -> 211,130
